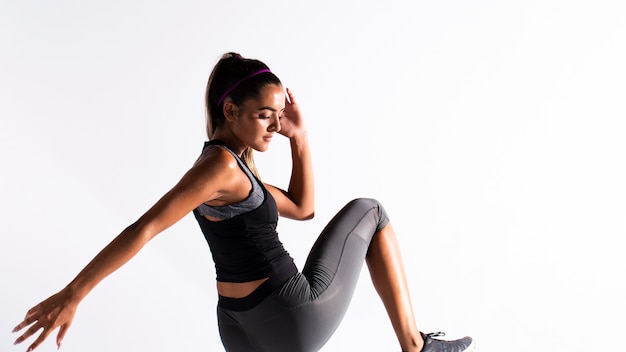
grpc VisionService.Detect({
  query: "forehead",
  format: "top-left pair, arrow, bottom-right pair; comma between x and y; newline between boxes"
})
247,84 -> 285,109
259,84 -> 284,99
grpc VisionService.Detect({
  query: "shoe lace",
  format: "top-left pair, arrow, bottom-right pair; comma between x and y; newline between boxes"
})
402,332 -> 451,352
425,332 -> 446,339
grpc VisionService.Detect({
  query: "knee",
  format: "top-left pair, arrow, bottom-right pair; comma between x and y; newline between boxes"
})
348,197 -> 382,208
347,198 -> 390,231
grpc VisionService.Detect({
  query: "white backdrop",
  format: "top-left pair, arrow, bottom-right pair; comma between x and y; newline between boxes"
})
2,1 -> 625,351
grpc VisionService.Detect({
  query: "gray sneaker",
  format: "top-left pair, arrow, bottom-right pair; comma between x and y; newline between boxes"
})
419,332 -> 475,352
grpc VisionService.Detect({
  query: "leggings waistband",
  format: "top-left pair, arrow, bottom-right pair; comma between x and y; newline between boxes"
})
218,264 -> 298,311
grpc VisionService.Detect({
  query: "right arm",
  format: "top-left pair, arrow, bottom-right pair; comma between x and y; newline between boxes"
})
12,148 -> 240,352
265,88 -> 315,220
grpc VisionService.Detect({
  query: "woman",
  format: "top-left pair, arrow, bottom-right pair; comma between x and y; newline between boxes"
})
12,52 -> 474,352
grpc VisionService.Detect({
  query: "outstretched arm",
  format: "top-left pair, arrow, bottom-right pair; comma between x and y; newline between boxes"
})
12,221 -> 155,351
266,88 -> 315,220
12,150 -> 238,351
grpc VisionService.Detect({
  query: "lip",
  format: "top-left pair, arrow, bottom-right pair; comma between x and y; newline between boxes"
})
263,134 -> 273,141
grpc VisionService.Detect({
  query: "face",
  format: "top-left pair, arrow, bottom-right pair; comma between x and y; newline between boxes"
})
226,84 -> 285,153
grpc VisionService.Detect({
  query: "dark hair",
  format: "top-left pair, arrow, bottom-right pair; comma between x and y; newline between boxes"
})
205,52 -> 282,138
204,52 -> 282,178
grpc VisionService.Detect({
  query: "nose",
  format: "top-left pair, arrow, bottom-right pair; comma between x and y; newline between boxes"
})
269,115 -> 281,133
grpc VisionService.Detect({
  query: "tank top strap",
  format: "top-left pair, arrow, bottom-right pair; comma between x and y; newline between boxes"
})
195,140 -> 265,219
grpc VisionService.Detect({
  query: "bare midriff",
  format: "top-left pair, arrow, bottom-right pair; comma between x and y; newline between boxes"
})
217,277 -> 269,298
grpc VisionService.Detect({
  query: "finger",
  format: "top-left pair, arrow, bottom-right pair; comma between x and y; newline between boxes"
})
285,88 -> 297,105
14,323 -> 41,345
25,306 -> 40,318
28,327 -> 54,352
13,315 -> 38,333
15,305 -> 42,331
56,322 -> 71,349
12,321 -> 25,333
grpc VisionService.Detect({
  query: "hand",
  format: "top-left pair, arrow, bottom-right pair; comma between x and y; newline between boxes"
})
278,88 -> 307,139
13,290 -> 78,351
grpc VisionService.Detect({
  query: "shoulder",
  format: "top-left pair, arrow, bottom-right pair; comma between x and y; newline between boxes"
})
194,145 -> 239,174
184,145 -> 252,205
166,146 -> 241,201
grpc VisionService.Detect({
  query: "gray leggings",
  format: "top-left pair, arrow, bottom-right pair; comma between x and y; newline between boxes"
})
217,198 -> 390,352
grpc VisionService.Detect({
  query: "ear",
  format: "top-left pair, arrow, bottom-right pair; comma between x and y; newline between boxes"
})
223,101 -> 239,121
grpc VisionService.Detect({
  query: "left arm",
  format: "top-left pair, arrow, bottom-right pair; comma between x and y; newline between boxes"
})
265,88 -> 314,220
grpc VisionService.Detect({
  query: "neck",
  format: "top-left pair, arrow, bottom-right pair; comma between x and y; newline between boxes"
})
210,130 -> 246,157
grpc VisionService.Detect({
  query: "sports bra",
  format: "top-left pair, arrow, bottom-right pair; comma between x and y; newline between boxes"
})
192,140 -> 297,283
195,143 -> 264,220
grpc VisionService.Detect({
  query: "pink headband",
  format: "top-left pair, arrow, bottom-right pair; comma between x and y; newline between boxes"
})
217,69 -> 272,106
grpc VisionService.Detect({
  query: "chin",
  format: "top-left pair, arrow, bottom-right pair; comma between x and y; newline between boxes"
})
253,143 -> 271,152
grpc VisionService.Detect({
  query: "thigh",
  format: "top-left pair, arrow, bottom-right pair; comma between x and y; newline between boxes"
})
303,198 -> 389,296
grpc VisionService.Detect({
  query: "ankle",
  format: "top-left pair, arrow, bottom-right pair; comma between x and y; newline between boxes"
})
400,333 -> 425,352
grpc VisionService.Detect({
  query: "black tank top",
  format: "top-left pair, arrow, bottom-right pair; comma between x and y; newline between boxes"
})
192,140 -> 297,283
